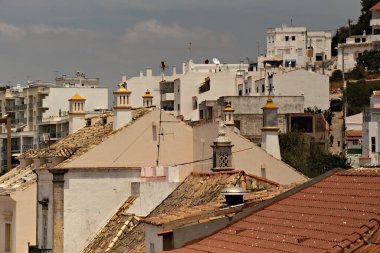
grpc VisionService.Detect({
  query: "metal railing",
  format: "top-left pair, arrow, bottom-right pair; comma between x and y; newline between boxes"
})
28,245 -> 52,253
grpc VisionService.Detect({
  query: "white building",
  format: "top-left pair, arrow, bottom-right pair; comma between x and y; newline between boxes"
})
261,25 -> 331,68
337,2 -> 380,71
254,69 -> 330,110
361,91 -> 380,166
0,73 -> 108,170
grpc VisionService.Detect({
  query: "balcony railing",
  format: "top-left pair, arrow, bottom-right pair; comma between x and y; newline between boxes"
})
5,106 -> 15,112
15,104 -> 27,110
28,245 -> 52,253
22,144 -> 38,151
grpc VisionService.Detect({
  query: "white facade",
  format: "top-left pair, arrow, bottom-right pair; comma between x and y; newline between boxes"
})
254,69 -> 330,110
263,25 -> 331,68
337,5 -> 380,71
35,167 -> 180,253
361,92 -> 380,165
0,77 -> 108,168
124,60 -> 249,121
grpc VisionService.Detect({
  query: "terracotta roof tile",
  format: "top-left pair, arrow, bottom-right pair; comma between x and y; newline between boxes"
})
370,2 -> 380,11
167,168 -> 380,253
83,170 -> 290,253
0,165 -> 36,195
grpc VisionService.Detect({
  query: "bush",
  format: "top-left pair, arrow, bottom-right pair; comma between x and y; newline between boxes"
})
330,69 -> 343,82
347,65 -> 366,80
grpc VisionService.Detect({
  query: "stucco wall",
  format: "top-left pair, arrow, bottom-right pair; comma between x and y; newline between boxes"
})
0,196 -> 14,253
192,122 -> 306,184
64,109 -> 194,180
128,181 -> 180,216
11,184 -> 37,253
43,87 -> 108,118
63,169 -> 141,253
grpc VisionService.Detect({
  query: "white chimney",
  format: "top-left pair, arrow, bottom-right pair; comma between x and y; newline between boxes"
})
261,97 -> 281,160
172,66 -> 177,75
146,68 -> 153,77
68,93 -> 86,134
121,73 -> 127,83
140,72 -> 144,77
113,85 -> 132,131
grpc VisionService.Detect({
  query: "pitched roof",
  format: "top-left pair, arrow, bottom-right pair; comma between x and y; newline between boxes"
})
69,93 -> 86,101
370,2 -> 380,11
346,130 -> 362,139
0,165 -> 36,195
168,168 -> 380,253
83,170 -> 290,253
17,108 -> 150,168
81,196 -> 139,253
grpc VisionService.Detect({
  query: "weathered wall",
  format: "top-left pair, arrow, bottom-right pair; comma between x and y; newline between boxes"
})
63,169 -> 140,253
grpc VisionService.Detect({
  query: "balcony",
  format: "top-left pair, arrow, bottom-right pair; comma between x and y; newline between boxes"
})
370,19 -> 380,27
15,104 -> 27,110
5,106 -> 15,112
28,245 -> 52,253
22,144 -> 38,151
372,34 -> 380,42
161,93 -> 174,102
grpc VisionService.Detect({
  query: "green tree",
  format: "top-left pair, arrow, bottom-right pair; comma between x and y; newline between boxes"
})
352,0 -> 380,35
357,50 -> 380,71
279,132 -> 349,178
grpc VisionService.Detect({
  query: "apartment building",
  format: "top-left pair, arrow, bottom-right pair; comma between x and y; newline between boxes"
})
0,73 -> 108,170
260,25 -> 331,68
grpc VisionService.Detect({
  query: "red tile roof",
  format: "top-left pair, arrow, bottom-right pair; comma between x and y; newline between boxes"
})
370,2 -> 380,11
373,90 -> 380,96
167,168 -> 380,253
346,130 -> 362,138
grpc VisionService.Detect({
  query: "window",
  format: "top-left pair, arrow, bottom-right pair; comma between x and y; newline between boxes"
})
285,36 -> 289,41
5,223 -> 11,252
291,36 -> 296,41
372,137 -> 376,153
192,97 -> 198,110
355,38 -> 361,43
298,48 -> 303,56
256,87 -> 259,93
177,104 -> 180,111
362,38 -> 366,42
150,243 -> 155,253
352,140 -> 359,145
262,84 -> 265,93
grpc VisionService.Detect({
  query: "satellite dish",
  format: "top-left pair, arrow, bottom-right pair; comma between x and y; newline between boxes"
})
212,58 -> 220,65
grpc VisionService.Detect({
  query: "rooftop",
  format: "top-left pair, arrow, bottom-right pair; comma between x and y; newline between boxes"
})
167,168 -> 380,253
82,170 -> 296,253
1,108 -> 151,195
370,2 -> 380,11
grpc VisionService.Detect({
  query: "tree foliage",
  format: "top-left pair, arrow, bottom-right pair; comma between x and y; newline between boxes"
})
356,50 -> 380,71
331,0 -> 380,56
279,132 -> 349,178
346,80 -> 380,115
330,69 -> 343,82
352,0 -> 380,35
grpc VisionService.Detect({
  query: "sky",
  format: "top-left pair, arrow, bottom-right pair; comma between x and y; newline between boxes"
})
0,0 -> 361,89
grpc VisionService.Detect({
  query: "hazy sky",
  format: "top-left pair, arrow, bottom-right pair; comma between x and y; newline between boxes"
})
0,0 -> 361,88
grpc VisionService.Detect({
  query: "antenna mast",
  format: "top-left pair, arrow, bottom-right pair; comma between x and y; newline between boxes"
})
188,42 -> 192,60
156,61 -> 167,166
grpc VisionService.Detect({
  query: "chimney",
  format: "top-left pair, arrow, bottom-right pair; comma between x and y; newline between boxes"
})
211,121 -> 234,172
146,68 -> 152,77
223,101 -> 235,127
113,84 -> 132,131
68,93 -> 86,134
221,186 -> 247,206
121,73 -> 127,83
261,96 -> 281,160
172,66 -> 177,75
140,72 -> 144,77
142,89 -> 153,107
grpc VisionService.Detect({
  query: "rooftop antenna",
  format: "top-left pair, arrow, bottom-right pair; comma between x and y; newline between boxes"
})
156,61 -> 167,166
188,42 -> 192,60
291,18 -> 293,27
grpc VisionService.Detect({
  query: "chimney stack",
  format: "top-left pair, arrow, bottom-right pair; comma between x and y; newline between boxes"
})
68,93 -> 86,134
142,89 -> 153,107
121,73 -> 127,83
146,68 -> 152,77
261,96 -> 281,160
211,121 -> 234,172
172,66 -> 177,75
113,84 -> 132,131
223,101 -> 235,127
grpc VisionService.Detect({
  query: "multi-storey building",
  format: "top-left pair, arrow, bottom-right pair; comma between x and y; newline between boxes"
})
337,2 -> 380,71
260,25 -> 331,68
0,73 -> 108,169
